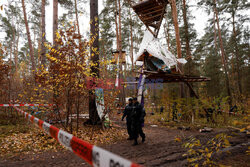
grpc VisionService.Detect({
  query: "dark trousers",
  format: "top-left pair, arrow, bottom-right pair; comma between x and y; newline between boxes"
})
138,124 -> 145,139
132,122 -> 145,141
126,119 -> 132,138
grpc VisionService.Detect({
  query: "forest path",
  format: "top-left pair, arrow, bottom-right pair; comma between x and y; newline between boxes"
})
0,121 -> 249,167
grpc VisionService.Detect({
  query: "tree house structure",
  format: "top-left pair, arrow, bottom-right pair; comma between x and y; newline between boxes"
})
127,0 -> 210,99
131,0 -> 169,37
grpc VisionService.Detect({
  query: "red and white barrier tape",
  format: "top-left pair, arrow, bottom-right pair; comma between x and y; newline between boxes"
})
0,104 -> 54,107
12,106 -> 141,167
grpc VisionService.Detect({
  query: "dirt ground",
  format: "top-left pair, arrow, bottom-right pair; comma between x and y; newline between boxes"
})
0,121 -> 249,167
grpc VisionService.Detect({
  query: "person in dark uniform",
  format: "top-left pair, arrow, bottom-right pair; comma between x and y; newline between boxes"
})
121,98 -> 133,140
131,97 -> 146,146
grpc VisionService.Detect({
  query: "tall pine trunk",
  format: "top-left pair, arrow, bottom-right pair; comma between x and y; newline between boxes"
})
52,0 -> 59,124
115,0 -> 119,50
118,0 -> 125,106
74,0 -> 81,38
182,0 -> 191,61
170,0 -> 185,98
164,7 -> 171,51
41,0 -> 46,66
164,22 -> 171,52
12,26 -> 17,71
89,0 -> 100,124
182,0 -> 194,97
74,0 -> 81,132
53,0 -> 58,47
213,0 -> 232,106
14,32 -> 20,72
22,0 -> 35,75
232,10 -> 242,96
213,11 -> 218,54
129,8 -> 134,71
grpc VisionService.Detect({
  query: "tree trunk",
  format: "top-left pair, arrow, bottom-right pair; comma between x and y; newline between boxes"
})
164,22 -> 171,51
38,18 -> 42,64
22,0 -> 35,74
41,0 -> 46,66
74,0 -> 81,37
115,0 -> 119,50
12,26 -> 17,71
170,0 -> 185,98
118,0 -> 125,106
89,0 -> 100,124
182,0 -> 191,60
213,0 -> 232,106
129,8 -> 134,71
15,32 -> 20,72
129,8 -> 136,94
213,11 -> 218,54
163,5 -> 170,51
182,0 -> 194,97
53,0 -> 58,47
232,10 -> 242,96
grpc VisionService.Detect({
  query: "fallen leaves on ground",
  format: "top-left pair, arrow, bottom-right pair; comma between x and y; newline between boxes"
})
0,126 -> 62,158
0,122 -> 127,158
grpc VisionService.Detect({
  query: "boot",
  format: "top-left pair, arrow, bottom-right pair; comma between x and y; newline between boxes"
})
142,137 -> 145,143
132,139 -> 138,146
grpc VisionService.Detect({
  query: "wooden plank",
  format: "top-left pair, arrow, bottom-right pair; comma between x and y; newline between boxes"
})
184,82 -> 199,99
154,6 -> 166,37
145,25 -> 157,37
148,23 -> 158,28
133,0 -> 167,11
142,13 -> 163,22
132,0 -> 155,10
135,5 -> 163,16
141,8 -> 164,16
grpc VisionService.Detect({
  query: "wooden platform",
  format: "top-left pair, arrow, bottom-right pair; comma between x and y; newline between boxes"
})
132,0 -> 169,37
143,70 -> 211,83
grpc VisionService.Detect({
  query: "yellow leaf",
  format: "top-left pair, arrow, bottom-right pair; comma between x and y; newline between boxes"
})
175,137 -> 181,142
205,147 -> 209,152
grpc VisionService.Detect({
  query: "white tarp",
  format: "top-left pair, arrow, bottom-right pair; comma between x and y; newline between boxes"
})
134,30 -> 187,71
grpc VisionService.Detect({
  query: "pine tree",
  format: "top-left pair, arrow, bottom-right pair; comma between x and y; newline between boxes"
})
22,0 -> 36,75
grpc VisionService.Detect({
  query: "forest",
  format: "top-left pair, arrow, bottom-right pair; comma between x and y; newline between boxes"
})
0,0 -> 249,166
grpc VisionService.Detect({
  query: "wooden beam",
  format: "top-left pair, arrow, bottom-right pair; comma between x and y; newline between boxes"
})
136,5 -> 163,14
184,82 -> 199,99
141,8 -> 164,16
154,6 -> 166,37
141,13 -> 163,22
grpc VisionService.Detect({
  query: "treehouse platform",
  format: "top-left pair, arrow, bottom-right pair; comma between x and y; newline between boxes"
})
131,0 -> 169,37
134,70 -> 210,99
142,70 -> 211,83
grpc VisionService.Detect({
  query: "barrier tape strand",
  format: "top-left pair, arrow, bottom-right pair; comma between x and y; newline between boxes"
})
11,106 -> 141,167
0,104 -> 54,107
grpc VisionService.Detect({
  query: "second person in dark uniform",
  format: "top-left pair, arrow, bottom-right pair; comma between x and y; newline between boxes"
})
122,98 -> 133,140
131,97 -> 146,146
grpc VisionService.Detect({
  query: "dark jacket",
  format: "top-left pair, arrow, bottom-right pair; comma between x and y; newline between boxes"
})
131,102 -> 145,123
122,103 -> 133,121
